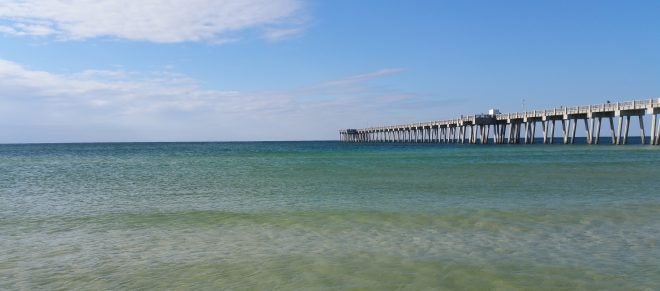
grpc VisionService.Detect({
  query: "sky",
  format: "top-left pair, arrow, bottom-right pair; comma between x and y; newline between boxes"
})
1,0 -> 659,143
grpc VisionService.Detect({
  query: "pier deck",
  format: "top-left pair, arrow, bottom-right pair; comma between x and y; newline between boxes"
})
340,99 -> 660,145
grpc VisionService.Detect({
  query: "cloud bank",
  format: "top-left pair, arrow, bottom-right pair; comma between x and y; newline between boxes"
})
0,59 -> 424,142
0,0 -> 305,43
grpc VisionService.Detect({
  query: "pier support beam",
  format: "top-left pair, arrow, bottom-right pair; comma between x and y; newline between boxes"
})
501,124 -> 507,144
524,122 -> 529,144
550,120 -> 556,144
461,125 -> 469,144
655,114 -> 660,145
513,123 -> 519,144
595,117 -> 602,144
464,126 -> 468,144
584,118 -> 592,144
571,119 -> 577,144
623,116 -> 631,145
466,126 -> 471,144
639,115 -> 646,145
617,116 -> 624,145
589,118 -> 595,144
468,124 -> 474,144
609,117 -> 616,144
652,114 -> 658,145
459,126 -> 465,144
486,125 -> 491,144
562,120 -> 569,144
474,125 -> 479,144
478,125 -> 483,144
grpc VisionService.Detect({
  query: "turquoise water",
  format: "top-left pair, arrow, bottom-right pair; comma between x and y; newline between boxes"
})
1,141 -> 659,290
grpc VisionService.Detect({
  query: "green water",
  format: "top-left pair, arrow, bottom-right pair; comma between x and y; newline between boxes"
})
1,142 -> 659,290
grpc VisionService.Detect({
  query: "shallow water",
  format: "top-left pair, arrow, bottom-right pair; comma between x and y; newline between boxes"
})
1,141 -> 659,290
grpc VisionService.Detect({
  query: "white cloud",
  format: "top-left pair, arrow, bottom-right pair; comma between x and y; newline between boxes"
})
0,0 -> 305,43
0,59 -> 426,142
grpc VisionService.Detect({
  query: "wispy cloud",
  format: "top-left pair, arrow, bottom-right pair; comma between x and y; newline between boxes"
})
319,68 -> 404,87
0,59 -> 434,142
262,27 -> 305,41
0,0 -> 306,43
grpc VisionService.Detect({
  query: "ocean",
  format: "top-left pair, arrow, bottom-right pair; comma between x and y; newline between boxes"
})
1,141 -> 658,290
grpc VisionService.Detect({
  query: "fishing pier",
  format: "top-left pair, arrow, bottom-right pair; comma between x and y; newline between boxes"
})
340,99 -> 660,145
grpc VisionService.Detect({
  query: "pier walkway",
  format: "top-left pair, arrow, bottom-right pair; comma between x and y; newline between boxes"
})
340,99 -> 660,145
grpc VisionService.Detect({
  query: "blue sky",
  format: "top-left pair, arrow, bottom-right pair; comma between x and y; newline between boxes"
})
1,0 -> 659,142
